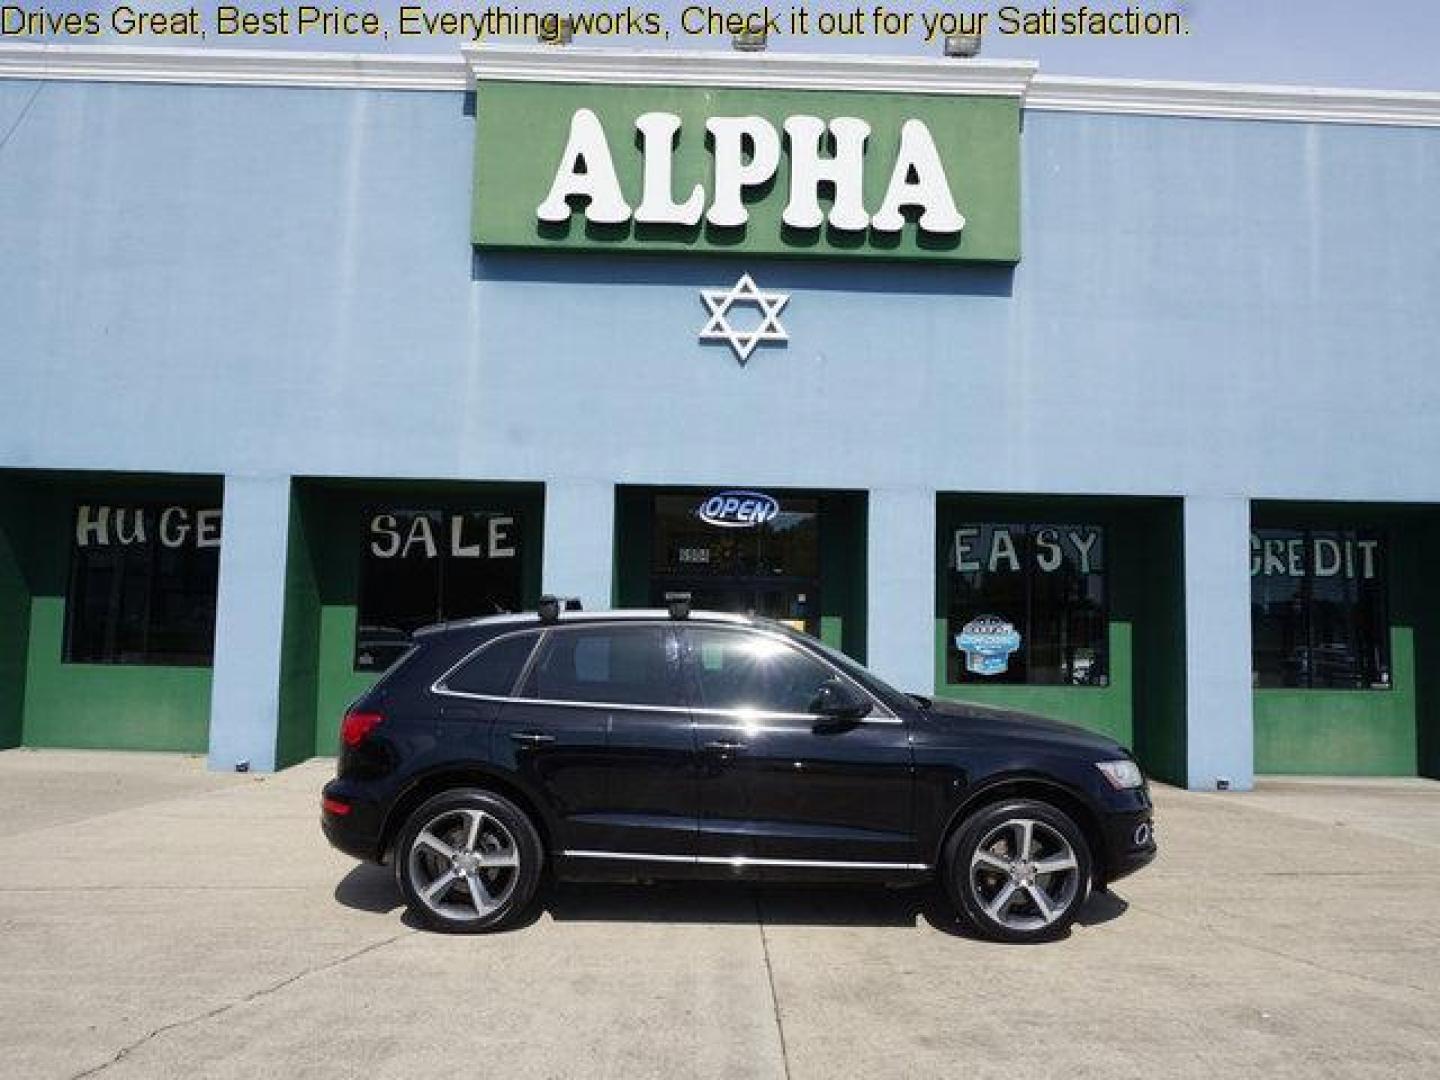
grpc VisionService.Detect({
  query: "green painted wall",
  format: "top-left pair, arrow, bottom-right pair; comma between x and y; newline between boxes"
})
1417,518 -> 1440,781
315,604 -> 383,754
282,481 -> 545,759
1251,502 -> 1435,776
819,492 -> 868,663
0,479 -> 33,750
612,486 -> 867,661
613,487 -> 652,609
1130,501 -> 1187,786
22,613 -> 212,751
934,496 -> 1186,781
1255,626 -> 1417,774
473,81 -> 1021,264
11,474 -> 219,753
275,492 -> 320,769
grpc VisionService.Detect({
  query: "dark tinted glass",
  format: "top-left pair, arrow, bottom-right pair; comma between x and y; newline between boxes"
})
355,508 -> 524,671
521,626 -> 679,706
944,524 -> 1108,686
686,627 -> 836,713
1251,529 -> 1389,690
64,503 -> 220,666
648,492 -> 823,635
444,633 -> 539,697
651,494 -> 819,579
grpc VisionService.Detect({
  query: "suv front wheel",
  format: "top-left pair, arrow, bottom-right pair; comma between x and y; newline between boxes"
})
395,788 -> 544,933
944,798 -> 1092,943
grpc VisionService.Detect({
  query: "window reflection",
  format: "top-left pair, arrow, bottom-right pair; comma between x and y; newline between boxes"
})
689,627 -> 835,714
1250,529 -> 1390,690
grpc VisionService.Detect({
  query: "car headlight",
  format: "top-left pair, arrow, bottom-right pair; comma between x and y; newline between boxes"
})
1096,759 -> 1144,790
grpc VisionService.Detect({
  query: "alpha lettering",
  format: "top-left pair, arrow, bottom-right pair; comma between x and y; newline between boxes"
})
537,109 -> 965,236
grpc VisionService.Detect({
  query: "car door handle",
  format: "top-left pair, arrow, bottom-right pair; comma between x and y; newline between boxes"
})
510,731 -> 556,746
702,739 -> 747,753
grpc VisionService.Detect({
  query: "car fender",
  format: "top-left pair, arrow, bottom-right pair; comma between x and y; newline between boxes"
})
932,768 -> 1108,869
378,758 -> 563,859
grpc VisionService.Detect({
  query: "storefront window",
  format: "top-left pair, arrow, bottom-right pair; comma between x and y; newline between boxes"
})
355,509 -> 523,671
1251,529 -> 1390,690
649,492 -> 820,634
651,493 -> 819,580
64,503 -> 220,666
943,524 -> 1108,686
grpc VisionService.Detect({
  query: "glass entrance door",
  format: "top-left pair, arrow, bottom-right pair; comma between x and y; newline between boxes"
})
648,578 -> 818,634
649,492 -> 821,636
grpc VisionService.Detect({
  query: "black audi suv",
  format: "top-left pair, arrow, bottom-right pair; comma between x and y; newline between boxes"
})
322,602 -> 1156,942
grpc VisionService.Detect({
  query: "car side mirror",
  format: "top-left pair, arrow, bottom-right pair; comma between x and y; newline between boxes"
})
809,677 -> 872,729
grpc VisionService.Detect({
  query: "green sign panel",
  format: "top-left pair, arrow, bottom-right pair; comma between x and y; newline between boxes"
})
472,81 -> 1021,264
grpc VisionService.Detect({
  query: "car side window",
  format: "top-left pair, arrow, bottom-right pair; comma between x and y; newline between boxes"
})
685,627 -> 838,714
442,632 -> 540,697
519,625 -> 681,707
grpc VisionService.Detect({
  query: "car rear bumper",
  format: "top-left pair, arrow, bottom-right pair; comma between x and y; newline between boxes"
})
320,779 -> 386,863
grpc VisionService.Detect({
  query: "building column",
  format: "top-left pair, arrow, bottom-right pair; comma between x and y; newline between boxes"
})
1183,495 -> 1254,791
867,487 -> 936,694
207,474 -> 292,773
543,479 -> 614,609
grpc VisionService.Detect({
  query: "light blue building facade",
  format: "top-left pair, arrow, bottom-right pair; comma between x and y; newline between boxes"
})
2,43 -> 1438,788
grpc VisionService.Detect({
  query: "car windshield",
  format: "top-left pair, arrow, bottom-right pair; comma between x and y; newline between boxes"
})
764,622 -> 915,714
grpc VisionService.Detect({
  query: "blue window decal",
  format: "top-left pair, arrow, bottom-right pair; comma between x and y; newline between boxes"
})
956,615 -> 1023,677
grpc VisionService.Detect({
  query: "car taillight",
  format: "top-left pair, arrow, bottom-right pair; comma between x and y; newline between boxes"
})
322,796 -> 352,816
341,710 -> 384,748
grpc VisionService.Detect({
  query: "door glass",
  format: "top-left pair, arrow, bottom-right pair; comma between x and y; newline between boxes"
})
520,626 -> 681,707
686,627 -> 836,714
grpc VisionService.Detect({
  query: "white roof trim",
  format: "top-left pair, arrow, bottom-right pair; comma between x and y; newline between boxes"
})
463,44 -> 1037,97
0,42 -> 466,91
3,42 -> 1440,128
1029,74 -> 1440,128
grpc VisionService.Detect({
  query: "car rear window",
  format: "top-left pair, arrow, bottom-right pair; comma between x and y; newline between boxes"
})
442,632 -> 540,697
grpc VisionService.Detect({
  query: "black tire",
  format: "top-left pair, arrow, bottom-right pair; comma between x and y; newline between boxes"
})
394,788 -> 543,933
942,798 -> 1092,943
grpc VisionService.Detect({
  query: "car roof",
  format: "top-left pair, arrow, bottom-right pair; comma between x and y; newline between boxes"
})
412,608 -> 759,639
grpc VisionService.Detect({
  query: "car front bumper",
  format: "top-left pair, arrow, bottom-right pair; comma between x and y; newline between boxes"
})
1101,812 -> 1157,882
1097,786 -> 1157,883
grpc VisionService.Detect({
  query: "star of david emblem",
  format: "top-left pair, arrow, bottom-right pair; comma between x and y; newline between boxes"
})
698,274 -> 790,365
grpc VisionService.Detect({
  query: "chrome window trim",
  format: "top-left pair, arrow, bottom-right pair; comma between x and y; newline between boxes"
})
430,619 -> 901,724
430,626 -> 546,700
562,850 -> 929,872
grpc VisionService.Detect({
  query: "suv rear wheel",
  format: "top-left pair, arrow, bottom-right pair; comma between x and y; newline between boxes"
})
943,798 -> 1092,943
395,788 -> 543,933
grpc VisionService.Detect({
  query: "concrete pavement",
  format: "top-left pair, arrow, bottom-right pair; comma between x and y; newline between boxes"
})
0,748 -> 1436,1079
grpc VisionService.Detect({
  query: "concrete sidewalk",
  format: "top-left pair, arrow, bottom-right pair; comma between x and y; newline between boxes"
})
0,749 -> 1436,1079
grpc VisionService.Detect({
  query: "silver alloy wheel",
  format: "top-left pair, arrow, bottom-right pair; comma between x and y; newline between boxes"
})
968,817 -> 1081,932
407,808 -> 521,922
